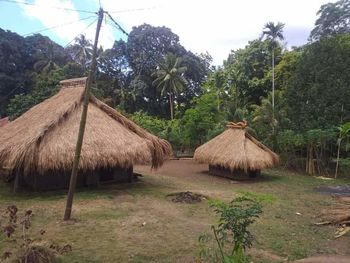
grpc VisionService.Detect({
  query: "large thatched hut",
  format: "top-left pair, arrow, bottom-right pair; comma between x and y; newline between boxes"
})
0,77 -> 172,190
194,122 -> 279,179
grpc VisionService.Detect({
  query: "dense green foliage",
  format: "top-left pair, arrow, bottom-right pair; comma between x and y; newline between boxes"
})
286,34 -> 350,131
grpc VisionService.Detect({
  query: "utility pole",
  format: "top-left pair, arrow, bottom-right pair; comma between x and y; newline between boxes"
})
63,8 -> 104,221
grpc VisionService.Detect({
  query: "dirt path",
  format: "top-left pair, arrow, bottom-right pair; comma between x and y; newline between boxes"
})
293,255 -> 350,263
135,158 -> 210,180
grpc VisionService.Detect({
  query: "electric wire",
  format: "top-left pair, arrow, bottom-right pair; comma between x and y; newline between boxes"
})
105,11 -> 128,36
22,15 -> 96,37
106,13 -> 164,66
64,18 -> 97,47
0,0 -> 96,14
108,6 -> 159,14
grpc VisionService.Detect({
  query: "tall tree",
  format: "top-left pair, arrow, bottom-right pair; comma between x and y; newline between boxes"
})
0,29 -> 28,116
97,40 -> 130,108
33,42 -> 59,73
260,22 -> 285,113
285,34 -> 350,132
310,0 -> 350,41
66,34 -> 93,68
152,53 -> 187,120
125,24 -> 210,116
0,31 -> 69,117
26,34 -> 69,72
224,39 -> 280,105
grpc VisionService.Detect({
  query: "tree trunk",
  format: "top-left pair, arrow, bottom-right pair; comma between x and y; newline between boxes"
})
63,9 -> 104,221
306,144 -> 315,175
217,90 -> 220,111
169,93 -> 174,120
272,49 -> 275,113
271,49 -> 275,145
335,139 -> 341,179
335,104 -> 344,179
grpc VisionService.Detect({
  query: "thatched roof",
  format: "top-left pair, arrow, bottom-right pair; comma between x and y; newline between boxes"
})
194,122 -> 279,171
0,77 -> 172,175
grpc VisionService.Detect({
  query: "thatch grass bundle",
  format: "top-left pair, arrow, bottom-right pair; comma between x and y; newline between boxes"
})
0,77 -> 172,176
194,123 -> 279,172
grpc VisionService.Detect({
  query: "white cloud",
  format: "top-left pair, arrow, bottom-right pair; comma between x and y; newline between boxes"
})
100,0 -> 335,64
20,0 -> 115,48
21,0 -> 336,65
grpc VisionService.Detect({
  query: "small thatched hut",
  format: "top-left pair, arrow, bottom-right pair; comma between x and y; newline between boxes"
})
0,77 -> 172,190
194,122 -> 279,179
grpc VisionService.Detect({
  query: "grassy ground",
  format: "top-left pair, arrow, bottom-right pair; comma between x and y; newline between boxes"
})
0,160 -> 350,262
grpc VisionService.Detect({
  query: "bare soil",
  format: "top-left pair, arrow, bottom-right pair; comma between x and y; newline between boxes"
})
166,191 -> 207,204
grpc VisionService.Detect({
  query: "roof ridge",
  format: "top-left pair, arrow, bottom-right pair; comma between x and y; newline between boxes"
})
59,77 -> 87,89
226,120 -> 248,129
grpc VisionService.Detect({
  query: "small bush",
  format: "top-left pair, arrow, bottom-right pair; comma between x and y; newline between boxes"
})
199,196 -> 263,263
0,205 -> 71,263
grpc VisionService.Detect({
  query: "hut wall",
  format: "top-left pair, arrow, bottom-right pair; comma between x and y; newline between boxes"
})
14,166 -> 134,191
208,165 -> 260,180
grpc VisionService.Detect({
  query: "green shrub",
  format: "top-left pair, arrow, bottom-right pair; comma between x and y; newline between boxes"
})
199,196 -> 263,263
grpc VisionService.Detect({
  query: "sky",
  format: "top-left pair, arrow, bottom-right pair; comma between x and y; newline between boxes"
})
0,0 -> 336,65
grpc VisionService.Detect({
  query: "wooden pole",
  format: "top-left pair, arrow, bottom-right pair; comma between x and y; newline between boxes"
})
63,8 -> 104,221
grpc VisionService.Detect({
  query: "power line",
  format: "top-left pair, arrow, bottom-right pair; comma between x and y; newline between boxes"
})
106,12 -> 167,67
108,6 -> 159,14
105,12 -> 128,36
106,18 -> 128,38
22,15 -> 96,37
0,0 -> 96,14
64,18 -> 97,48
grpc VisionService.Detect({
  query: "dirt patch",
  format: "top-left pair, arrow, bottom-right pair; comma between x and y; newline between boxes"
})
293,255 -> 350,263
248,248 -> 285,262
113,191 -> 135,203
315,185 -> 350,196
166,191 -> 207,204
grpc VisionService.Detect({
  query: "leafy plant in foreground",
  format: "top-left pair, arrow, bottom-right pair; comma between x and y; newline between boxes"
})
0,205 -> 71,262
199,196 -> 263,263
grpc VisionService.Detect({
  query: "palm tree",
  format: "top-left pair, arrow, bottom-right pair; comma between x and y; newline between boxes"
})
335,122 -> 350,178
152,53 -> 187,120
252,90 -> 287,149
252,95 -> 278,137
261,22 -> 285,113
67,34 -> 93,68
33,43 -> 58,73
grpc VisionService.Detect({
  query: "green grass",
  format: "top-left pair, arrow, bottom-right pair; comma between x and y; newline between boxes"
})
0,167 -> 349,262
